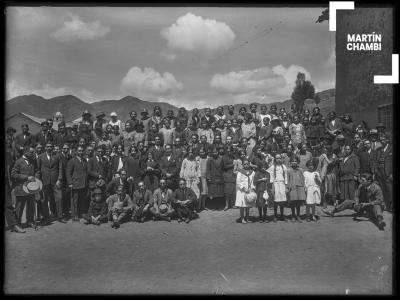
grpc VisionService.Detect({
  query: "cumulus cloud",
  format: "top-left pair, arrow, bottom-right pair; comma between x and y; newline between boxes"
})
161,12 -> 235,58
210,65 -> 311,100
120,67 -> 183,99
51,12 -> 110,42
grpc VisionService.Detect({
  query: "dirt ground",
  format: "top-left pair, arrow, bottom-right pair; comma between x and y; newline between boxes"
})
4,206 -> 393,295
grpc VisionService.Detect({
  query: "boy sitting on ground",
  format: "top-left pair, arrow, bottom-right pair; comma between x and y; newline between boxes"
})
83,188 -> 108,225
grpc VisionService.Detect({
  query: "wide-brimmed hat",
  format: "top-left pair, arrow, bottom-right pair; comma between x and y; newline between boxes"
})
369,129 -> 378,135
96,111 -> 106,118
110,112 -> 118,117
271,115 -> 280,122
336,134 -> 345,140
82,109 -> 92,117
141,108 -> 149,114
376,123 -> 386,129
96,178 -> 106,188
22,178 -> 43,195
159,203 -> 169,214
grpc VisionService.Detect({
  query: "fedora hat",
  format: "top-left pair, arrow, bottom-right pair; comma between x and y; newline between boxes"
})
96,111 -> 106,118
22,178 -> 43,195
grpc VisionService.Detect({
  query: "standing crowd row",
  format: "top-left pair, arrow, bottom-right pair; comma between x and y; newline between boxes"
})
5,104 -> 392,232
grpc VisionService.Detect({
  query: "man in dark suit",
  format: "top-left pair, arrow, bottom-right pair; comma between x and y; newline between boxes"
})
59,143 -> 72,219
149,136 -> 165,163
338,145 -> 360,201
66,145 -> 88,221
15,124 -> 35,154
88,146 -> 110,201
53,121 -> 69,147
200,108 -> 215,128
159,144 -> 180,191
36,121 -> 53,147
10,149 -> 38,228
172,178 -> 198,223
325,111 -> 342,138
376,135 -> 393,211
357,139 -> 378,175
37,142 -> 64,224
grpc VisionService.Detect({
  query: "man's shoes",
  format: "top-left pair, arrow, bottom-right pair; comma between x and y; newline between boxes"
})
378,221 -> 386,231
27,222 -> 38,229
11,225 -> 26,233
114,221 -> 120,229
178,218 -> 183,223
295,216 -> 302,223
312,215 -> 318,222
83,219 -> 90,225
240,218 -> 247,224
57,218 -> 67,224
272,216 -> 277,223
185,218 -> 191,223
223,206 -> 229,211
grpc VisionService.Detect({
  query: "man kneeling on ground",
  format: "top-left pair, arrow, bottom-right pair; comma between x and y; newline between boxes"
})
322,173 -> 386,230
83,188 -> 108,225
107,185 -> 133,228
172,178 -> 198,223
150,178 -> 174,222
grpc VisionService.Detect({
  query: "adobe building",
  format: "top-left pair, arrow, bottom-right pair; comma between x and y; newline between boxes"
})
336,7 -> 393,132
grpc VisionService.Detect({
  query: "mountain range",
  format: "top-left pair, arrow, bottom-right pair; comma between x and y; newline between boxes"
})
6,89 -> 335,123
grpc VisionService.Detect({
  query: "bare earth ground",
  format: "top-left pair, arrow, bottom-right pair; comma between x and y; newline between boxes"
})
4,206 -> 392,295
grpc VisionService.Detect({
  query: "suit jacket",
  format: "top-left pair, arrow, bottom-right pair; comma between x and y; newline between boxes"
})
338,153 -> 360,181
357,149 -> 378,174
106,178 -> 133,197
15,132 -> 35,151
59,152 -> 71,184
88,156 -> 110,188
376,144 -> 392,178
125,155 -> 142,179
66,156 -> 88,189
53,132 -> 69,147
149,145 -> 165,163
172,187 -> 197,203
110,155 -> 127,177
11,157 -> 36,196
132,189 -> 153,206
325,118 -> 342,133
35,131 -> 53,147
159,155 -> 180,178
37,152 -> 63,186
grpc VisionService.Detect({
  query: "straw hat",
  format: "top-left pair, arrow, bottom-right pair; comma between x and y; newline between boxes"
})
22,178 -> 43,195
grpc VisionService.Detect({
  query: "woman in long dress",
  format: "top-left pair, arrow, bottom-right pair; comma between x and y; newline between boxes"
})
206,147 -> 225,209
180,147 -> 201,199
267,153 -> 288,222
235,159 -> 256,224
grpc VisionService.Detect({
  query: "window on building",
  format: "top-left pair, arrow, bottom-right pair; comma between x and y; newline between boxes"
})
377,103 -> 392,129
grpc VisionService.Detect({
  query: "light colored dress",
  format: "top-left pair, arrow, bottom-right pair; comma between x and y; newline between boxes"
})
180,158 -> 201,198
235,170 -> 255,207
304,171 -> 321,205
267,164 -> 288,203
198,156 -> 209,196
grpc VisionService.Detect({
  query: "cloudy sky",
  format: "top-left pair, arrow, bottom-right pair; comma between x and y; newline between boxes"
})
6,6 -> 335,109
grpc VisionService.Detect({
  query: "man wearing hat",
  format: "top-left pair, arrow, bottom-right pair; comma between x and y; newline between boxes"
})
88,146 -> 109,202
140,108 -> 151,134
249,103 -> 260,123
376,123 -> 387,139
109,111 -> 122,130
125,110 -> 139,132
15,124 -> 34,154
37,142 -> 65,224
332,134 -> 346,158
369,129 -> 382,151
93,111 -> 107,131
150,178 -> 174,221
47,118 -> 58,136
66,145 -> 88,221
376,135 -> 393,211
11,149 -> 42,228
36,121 -> 53,148
80,109 -> 93,132
82,188 -> 108,225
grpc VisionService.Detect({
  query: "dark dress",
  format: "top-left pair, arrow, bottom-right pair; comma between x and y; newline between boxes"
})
206,156 -> 224,198
254,170 -> 270,207
143,159 -> 160,192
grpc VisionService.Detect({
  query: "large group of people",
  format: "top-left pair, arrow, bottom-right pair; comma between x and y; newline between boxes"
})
5,103 -> 392,233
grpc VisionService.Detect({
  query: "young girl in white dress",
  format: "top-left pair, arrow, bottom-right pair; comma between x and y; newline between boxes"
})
267,154 -> 288,222
304,159 -> 322,222
235,159 -> 256,224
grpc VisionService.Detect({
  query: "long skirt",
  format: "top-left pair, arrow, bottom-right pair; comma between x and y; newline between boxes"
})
324,173 -> 337,196
208,182 -> 224,198
200,177 -> 208,196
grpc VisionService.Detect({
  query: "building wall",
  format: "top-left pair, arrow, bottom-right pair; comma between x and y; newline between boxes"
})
336,7 -> 393,130
6,115 -> 42,134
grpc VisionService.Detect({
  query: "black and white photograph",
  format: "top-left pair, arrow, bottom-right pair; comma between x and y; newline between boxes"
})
3,2 -> 395,295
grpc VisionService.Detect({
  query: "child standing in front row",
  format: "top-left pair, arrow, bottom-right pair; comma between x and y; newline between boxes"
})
304,159 -> 322,222
287,156 -> 306,222
267,154 -> 288,222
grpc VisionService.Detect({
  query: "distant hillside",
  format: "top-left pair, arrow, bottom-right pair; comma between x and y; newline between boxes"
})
6,89 -> 335,122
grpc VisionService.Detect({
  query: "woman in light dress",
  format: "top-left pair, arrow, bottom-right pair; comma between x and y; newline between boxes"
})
235,159 -> 256,224
180,147 -> 201,199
